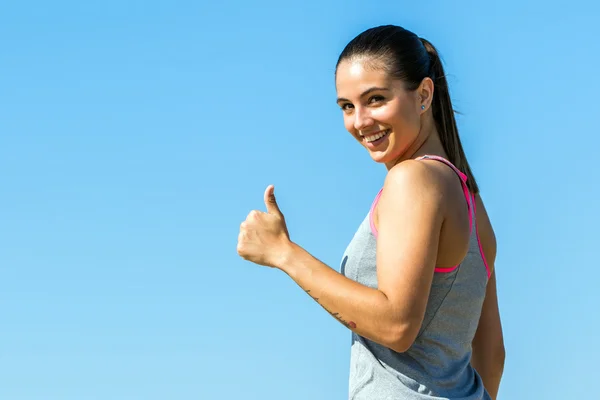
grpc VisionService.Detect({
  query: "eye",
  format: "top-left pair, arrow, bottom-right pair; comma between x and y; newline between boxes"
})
340,103 -> 354,111
368,95 -> 385,104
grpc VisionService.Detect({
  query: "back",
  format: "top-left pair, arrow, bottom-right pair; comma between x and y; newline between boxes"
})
341,156 -> 492,399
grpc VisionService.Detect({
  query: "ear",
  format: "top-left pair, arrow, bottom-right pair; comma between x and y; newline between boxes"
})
417,77 -> 435,112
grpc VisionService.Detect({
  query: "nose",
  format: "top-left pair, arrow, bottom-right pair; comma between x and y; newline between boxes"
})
353,107 -> 374,131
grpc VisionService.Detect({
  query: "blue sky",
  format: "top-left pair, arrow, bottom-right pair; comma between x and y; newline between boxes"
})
1,1 -> 598,399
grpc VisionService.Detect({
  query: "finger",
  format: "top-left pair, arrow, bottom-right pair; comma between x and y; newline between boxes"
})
248,210 -> 261,220
264,184 -> 282,216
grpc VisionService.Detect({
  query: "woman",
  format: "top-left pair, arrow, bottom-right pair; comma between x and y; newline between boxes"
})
237,25 -> 505,399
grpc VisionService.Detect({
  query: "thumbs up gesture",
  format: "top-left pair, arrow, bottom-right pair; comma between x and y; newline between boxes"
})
237,185 -> 291,268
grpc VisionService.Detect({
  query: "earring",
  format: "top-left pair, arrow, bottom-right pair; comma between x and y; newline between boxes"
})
421,105 -> 426,110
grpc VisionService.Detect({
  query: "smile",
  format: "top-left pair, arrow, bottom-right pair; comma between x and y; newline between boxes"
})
363,129 -> 390,143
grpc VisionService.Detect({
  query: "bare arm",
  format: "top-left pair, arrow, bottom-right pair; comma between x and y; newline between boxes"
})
471,196 -> 505,399
275,161 -> 445,352
472,271 -> 505,398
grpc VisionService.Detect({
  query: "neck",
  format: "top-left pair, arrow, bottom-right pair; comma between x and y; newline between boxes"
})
385,117 -> 447,170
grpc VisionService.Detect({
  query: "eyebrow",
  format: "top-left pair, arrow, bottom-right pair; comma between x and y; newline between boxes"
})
336,87 -> 390,103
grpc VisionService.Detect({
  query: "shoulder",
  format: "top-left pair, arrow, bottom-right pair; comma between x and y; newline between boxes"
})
380,159 -> 451,211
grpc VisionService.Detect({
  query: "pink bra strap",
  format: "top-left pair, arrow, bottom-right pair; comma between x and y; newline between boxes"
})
415,155 -> 472,274
370,155 -> 473,238
369,155 -> 488,278
416,155 -> 472,234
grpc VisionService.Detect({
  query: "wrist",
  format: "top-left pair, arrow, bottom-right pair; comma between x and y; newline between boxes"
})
274,240 -> 300,274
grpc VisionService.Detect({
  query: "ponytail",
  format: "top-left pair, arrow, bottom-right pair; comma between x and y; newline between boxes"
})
420,38 -> 479,194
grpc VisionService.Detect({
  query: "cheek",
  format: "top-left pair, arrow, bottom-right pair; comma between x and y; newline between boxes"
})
371,106 -> 396,125
343,115 -> 352,131
402,98 -> 422,127
385,104 -> 419,135
343,115 -> 360,139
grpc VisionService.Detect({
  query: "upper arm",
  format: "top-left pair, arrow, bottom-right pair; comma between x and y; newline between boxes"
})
472,270 -> 505,358
375,161 -> 446,348
472,195 -> 504,355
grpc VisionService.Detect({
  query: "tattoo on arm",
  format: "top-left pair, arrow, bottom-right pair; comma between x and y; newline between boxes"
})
305,290 -> 357,329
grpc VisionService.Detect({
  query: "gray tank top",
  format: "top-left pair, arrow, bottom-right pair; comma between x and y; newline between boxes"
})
341,155 -> 492,400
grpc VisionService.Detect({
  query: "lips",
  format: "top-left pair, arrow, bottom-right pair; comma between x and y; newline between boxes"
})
363,129 -> 390,143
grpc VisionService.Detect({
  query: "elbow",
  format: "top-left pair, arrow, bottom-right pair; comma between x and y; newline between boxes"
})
497,344 -> 506,368
388,339 -> 413,354
384,322 -> 419,353
490,339 -> 506,367
478,342 -> 506,373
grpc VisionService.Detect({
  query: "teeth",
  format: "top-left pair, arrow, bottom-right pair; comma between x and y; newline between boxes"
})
364,130 -> 389,143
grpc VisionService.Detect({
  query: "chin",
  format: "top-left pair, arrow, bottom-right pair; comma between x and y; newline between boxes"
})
368,147 -> 404,165
368,151 -> 392,164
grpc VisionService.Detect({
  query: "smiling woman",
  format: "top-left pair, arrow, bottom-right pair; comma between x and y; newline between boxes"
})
237,24 -> 505,400
336,75 -> 417,152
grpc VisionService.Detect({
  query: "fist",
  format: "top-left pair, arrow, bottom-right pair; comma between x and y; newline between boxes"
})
237,185 -> 291,268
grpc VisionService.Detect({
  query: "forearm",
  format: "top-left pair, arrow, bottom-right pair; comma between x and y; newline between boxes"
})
276,241 -> 405,350
471,349 -> 505,399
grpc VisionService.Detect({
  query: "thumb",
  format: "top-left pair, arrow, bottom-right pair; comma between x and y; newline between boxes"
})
264,184 -> 282,216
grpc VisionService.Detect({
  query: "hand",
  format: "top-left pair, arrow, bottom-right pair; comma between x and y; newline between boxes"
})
237,185 -> 291,268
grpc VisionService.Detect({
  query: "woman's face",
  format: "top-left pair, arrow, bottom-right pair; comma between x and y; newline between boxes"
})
335,58 -> 425,166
